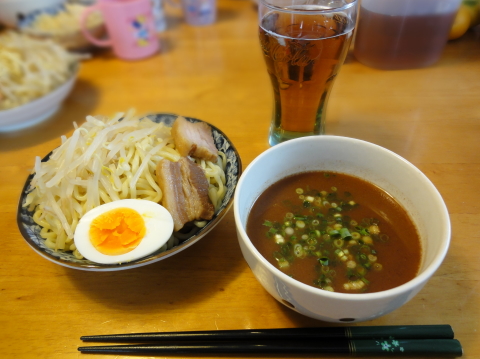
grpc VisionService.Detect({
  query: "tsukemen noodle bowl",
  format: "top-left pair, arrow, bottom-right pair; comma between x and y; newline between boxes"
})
234,136 -> 450,322
18,112 -> 241,271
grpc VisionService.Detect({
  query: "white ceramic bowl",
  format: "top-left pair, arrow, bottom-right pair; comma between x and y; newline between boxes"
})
234,135 -> 450,323
0,70 -> 77,132
0,0 -> 65,28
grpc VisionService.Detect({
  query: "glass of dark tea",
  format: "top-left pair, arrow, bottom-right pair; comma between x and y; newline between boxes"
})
258,0 -> 358,146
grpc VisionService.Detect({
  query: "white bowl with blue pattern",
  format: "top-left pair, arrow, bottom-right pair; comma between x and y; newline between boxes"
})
17,113 -> 242,271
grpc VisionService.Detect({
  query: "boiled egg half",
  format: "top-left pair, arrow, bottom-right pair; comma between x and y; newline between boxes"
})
74,199 -> 174,264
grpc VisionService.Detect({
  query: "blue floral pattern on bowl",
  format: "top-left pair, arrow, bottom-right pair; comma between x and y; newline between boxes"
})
17,113 -> 242,271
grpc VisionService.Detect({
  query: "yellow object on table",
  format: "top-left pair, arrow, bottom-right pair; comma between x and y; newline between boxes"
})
449,0 -> 480,39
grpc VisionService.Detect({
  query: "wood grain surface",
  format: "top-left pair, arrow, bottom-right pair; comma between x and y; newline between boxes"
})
1,1 -> 479,358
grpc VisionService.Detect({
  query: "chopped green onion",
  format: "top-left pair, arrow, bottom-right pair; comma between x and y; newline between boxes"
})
333,239 -> 344,248
328,230 -> 341,238
263,220 -> 273,227
261,181 -> 385,293
339,228 -> 351,239
360,277 -> 370,284
296,220 -> 306,229
273,252 -> 289,268
319,257 -> 329,266
357,266 -> 366,276
274,234 -> 285,244
357,227 -> 369,236
273,252 -> 283,261
294,244 -> 306,258
351,232 -> 361,240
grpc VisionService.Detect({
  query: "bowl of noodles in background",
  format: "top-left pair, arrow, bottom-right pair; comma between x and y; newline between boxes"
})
0,0 -> 65,28
17,111 -> 242,271
17,2 -> 105,51
0,30 -> 85,132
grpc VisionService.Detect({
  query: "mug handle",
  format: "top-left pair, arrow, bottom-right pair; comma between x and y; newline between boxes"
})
80,5 -> 112,47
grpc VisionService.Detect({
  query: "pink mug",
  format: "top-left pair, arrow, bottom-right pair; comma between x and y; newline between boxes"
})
81,0 -> 159,60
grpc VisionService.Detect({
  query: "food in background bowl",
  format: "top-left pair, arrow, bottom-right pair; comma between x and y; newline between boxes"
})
18,112 -> 241,271
18,3 -> 105,50
0,30 -> 84,131
234,136 -> 450,322
0,0 -> 64,28
0,30 -> 82,111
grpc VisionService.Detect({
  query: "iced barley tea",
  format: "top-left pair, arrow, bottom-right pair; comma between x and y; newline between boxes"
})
259,10 -> 354,144
354,7 -> 457,70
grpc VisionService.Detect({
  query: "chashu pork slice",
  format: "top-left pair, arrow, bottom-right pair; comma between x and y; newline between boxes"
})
171,116 -> 218,162
178,157 -> 215,221
156,159 -> 190,232
156,157 -> 214,231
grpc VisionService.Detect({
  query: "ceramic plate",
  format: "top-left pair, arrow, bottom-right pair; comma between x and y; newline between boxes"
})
17,113 -> 242,271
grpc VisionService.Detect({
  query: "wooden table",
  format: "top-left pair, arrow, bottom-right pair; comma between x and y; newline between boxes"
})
1,1 -> 479,357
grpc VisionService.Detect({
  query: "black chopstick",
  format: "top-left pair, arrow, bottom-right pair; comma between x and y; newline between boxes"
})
80,324 -> 454,343
78,339 -> 463,357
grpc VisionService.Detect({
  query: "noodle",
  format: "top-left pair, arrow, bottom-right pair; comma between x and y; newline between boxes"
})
20,4 -> 103,35
24,111 -> 227,259
0,30 -> 85,110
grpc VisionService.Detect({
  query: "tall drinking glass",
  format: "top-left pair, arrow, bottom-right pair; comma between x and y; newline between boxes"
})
258,0 -> 358,146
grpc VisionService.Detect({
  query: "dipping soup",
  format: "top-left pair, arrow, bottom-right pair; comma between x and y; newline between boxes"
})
247,171 -> 422,294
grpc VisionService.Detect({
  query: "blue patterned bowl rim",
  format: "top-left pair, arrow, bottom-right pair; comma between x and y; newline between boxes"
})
17,113 -> 242,271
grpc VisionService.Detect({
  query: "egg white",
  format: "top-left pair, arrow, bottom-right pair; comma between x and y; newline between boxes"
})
74,199 -> 174,264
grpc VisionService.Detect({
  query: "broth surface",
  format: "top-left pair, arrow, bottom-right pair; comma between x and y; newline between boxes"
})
247,171 -> 422,294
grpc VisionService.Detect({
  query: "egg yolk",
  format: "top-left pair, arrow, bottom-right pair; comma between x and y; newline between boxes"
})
89,207 -> 146,255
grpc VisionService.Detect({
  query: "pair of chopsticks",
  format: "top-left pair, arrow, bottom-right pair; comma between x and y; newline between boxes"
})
78,325 -> 463,357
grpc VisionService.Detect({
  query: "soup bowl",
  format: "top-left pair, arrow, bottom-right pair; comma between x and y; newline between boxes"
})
233,135 -> 450,323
